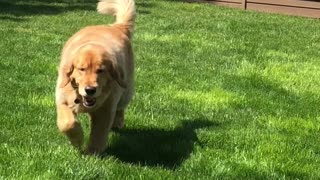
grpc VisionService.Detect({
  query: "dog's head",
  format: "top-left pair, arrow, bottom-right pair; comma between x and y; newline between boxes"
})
59,44 -> 126,109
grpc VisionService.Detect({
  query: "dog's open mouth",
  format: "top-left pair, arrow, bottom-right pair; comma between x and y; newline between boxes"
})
83,96 -> 96,108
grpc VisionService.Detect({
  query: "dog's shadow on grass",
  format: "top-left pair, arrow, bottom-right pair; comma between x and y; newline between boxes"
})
104,119 -> 218,169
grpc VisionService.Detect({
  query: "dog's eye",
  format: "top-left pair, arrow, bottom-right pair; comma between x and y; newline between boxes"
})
78,68 -> 85,71
97,69 -> 104,73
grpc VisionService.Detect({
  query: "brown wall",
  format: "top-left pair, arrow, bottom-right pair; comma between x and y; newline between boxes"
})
196,0 -> 320,18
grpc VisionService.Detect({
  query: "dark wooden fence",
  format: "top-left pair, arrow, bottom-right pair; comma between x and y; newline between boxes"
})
195,0 -> 320,18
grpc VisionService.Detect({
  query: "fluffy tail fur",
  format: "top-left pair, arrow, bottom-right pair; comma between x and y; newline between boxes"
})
97,0 -> 135,37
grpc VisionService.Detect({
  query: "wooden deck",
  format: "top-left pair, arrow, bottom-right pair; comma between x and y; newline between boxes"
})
193,0 -> 320,18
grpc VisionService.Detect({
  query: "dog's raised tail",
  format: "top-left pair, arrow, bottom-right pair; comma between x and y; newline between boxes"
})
97,0 -> 135,37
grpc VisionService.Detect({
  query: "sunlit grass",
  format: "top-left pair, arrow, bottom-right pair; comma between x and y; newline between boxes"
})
0,0 -> 320,179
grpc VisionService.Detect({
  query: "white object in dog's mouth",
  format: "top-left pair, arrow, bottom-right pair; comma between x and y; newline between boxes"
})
83,96 -> 96,108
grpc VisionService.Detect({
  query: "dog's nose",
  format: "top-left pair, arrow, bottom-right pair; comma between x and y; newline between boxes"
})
85,86 -> 96,96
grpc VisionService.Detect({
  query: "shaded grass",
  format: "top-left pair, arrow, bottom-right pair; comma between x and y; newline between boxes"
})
106,119 -> 217,169
0,0 -> 320,179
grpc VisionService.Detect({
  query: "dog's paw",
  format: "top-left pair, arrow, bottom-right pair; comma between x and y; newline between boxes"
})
112,110 -> 125,130
81,147 -> 105,156
112,121 -> 125,131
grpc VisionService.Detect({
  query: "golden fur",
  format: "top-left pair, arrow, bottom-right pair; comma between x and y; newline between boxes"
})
55,0 -> 135,155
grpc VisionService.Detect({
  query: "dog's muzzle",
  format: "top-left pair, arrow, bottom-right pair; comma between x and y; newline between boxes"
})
83,96 -> 96,108
72,83 -> 97,108
74,96 -> 96,108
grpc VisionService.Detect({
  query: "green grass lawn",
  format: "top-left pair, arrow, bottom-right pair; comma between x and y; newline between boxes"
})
1,0 -> 320,179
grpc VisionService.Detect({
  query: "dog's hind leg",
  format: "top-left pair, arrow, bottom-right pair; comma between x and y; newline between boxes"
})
112,109 -> 125,130
57,104 -> 84,150
112,83 -> 134,130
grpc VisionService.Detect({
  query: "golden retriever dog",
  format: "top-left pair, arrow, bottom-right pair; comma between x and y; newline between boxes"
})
55,0 -> 135,155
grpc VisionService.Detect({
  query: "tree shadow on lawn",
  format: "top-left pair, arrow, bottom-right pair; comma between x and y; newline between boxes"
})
135,1 -> 156,14
0,0 -> 155,21
161,0 -> 199,3
104,119 -> 218,169
0,15 -> 26,22
0,1 -> 95,18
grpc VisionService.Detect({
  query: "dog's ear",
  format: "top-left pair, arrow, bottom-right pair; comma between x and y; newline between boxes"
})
103,52 -> 127,88
109,62 -> 127,89
58,61 -> 74,88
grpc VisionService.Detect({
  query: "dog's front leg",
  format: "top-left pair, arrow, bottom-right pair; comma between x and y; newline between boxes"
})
57,104 -> 84,150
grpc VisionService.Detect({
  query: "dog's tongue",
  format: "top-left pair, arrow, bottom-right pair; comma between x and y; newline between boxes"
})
83,97 -> 96,107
